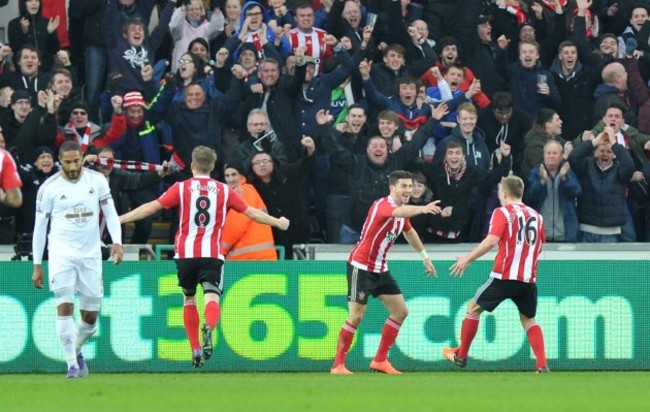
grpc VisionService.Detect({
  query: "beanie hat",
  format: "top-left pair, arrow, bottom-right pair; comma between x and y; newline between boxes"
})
11,90 -> 31,105
70,100 -> 89,114
32,145 -> 55,164
122,91 -> 146,109
239,42 -> 259,57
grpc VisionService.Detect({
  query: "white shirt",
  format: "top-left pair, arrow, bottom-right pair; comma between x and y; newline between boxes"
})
36,169 -> 113,259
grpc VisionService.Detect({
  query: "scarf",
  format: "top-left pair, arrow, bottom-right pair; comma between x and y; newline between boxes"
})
67,123 -> 91,153
94,157 -> 165,172
444,158 -> 467,185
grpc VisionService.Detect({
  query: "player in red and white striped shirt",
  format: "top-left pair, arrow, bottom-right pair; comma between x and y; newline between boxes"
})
331,170 -> 442,375
120,146 -> 289,368
0,147 -> 23,208
444,175 -> 549,373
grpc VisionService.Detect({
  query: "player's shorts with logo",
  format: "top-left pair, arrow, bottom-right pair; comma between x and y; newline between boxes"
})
48,256 -> 103,298
175,258 -> 224,295
347,263 -> 401,304
474,277 -> 538,318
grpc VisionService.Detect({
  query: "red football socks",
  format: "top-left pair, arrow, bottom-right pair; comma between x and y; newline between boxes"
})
205,301 -> 221,330
183,303 -> 201,350
457,313 -> 480,359
374,317 -> 402,362
526,323 -> 548,369
334,321 -> 357,367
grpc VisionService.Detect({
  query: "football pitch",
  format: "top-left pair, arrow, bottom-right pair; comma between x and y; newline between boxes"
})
2,371 -> 650,412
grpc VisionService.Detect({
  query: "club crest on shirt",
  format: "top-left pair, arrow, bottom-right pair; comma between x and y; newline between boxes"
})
64,203 -> 94,227
385,231 -> 397,242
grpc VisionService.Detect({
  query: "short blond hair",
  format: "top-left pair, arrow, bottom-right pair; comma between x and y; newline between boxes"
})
192,146 -> 217,173
500,175 -> 524,199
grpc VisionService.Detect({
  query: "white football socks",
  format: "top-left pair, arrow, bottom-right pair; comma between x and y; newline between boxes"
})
76,320 -> 97,355
56,316 -> 78,368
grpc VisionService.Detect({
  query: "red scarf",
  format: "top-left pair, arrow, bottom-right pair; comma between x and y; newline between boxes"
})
444,158 -> 467,185
67,123 -> 91,153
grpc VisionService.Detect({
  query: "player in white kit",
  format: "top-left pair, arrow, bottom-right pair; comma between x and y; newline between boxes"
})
31,141 -> 124,378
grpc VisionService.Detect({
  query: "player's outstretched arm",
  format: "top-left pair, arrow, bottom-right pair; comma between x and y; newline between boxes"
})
119,200 -> 163,224
449,234 -> 500,277
403,228 -> 437,277
31,211 -> 50,289
243,207 -> 290,231
392,200 -> 441,218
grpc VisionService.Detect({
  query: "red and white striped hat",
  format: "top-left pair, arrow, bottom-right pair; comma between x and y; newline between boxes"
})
123,91 -> 146,109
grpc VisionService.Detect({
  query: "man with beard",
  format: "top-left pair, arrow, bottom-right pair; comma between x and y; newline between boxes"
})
31,141 -> 124,378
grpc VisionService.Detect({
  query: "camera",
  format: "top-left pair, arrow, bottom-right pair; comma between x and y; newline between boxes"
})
12,233 -> 33,261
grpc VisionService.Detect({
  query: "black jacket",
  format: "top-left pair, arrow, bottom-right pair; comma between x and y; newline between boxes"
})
324,117 -> 438,232
569,141 -> 635,228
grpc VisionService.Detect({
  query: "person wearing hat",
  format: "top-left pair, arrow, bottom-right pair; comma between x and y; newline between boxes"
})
55,95 -> 126,154
1,88 -> 58,164
14,145 -> 59,239
109,90 -> 171,245
457,4 -> 506,98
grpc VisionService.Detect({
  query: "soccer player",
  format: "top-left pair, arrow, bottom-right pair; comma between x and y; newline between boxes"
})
119,146 -> 290,368
0,146 -> 23,208
31,141 -> 124,378
331,170 -> 442,375
443,175 -> 549,373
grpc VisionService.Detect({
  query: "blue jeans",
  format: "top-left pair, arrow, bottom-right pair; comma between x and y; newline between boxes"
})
619,202 -> 637,242
85,46 -> 108,123
579,231 -> 619,243
339,224 -> 360,244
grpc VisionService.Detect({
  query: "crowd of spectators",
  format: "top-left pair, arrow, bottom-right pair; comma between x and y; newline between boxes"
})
2,0 -> 650,258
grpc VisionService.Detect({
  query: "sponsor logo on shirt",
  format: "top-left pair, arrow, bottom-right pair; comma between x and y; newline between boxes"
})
64,203 -> 94,227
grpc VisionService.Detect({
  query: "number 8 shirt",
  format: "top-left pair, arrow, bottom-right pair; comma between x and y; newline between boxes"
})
158,177 -> 248,260
488,202 -> 545,283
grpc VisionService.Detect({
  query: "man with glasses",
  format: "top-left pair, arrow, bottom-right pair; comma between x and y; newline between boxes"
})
231,108 -> 287,171
55,97 -> 126,153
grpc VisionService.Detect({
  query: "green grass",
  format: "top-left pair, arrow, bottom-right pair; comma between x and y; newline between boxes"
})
1,372 -> 649,412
